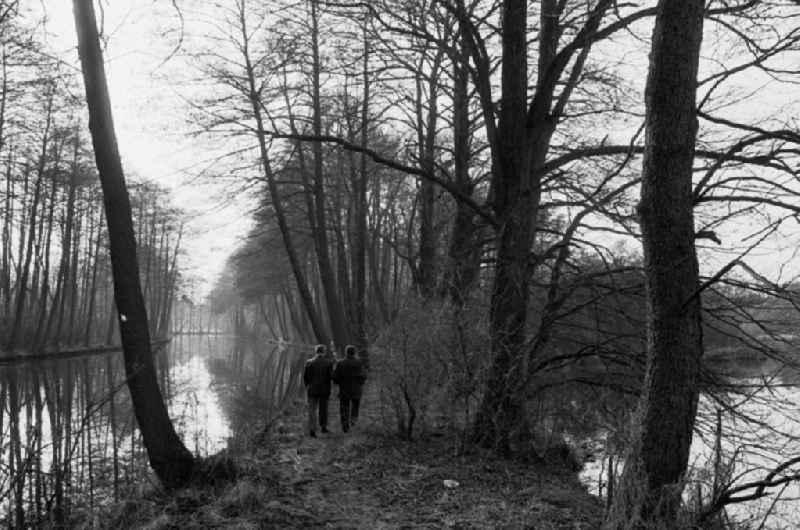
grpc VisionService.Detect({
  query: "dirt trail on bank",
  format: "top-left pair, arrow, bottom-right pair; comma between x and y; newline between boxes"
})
255,392 -> 602,529
266,395 -> 404,528
110,391 -> 601,529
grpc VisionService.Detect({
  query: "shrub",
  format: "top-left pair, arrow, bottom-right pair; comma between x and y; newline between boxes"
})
371,295 -> 489,441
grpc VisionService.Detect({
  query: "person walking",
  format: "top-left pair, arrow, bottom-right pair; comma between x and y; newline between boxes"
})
332,345 -> 367,432
303,344 -> 333,437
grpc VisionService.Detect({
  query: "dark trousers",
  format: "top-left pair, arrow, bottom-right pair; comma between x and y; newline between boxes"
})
307,395 -> 329,433
339,396 -> 360,432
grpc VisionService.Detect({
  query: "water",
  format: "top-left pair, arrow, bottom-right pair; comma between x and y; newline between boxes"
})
581,360 -> 800,527
0,334 -> 304,526
168,341 -> 233,455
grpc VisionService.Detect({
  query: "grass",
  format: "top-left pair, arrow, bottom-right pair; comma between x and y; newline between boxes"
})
67,397 -> 603,529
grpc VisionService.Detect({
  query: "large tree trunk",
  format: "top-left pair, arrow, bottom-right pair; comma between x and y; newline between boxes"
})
605,0 -> 705,526
72,0 -> 194,488
471,0 -> 611,454
471,0 -> 536,453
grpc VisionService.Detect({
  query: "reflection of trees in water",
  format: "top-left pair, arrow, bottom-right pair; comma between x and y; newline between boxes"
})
205,335 -> 306,437
0,355 -> 150,527
162,335 -> 233,455
582,351 -> 800,526
0,336 -> 217,526
0,333 -> 304,526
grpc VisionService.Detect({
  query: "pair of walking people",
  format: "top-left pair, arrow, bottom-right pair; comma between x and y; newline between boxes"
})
303,344 -> 366,437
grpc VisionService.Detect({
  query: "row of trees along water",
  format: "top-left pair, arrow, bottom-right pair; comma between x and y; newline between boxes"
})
0,3 -> 191,528
0,27 -> 183,353
195,0 -> 800,527
0,330 -> 280,529
2,0 -> 800,528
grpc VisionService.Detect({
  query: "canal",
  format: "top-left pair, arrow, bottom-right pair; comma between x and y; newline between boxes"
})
0,334 -> 306,527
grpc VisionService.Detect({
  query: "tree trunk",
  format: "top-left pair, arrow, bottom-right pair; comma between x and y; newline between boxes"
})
471,0 -> 610,453
333,152 -> 353,325
7,156 -> 45,351
236,1 -> 330,345
65,190 -> 83,344
48,152 -> 78,346
445,29 -> 480,306
308,0 -> 350,349
32,167 -> 58,351
605,0 -> 705,526
83,204 -> 103,344
83,202 -> 102,346
353,17 -> 370,362
0,47 -> 9,315
471,0 -> 534,453
72,0 -> 194,488
413,50 -> 442,298
1,148 -> 12,319
157,226 -> 182,338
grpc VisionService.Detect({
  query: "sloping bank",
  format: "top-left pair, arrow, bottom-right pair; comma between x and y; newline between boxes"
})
96,393 -> 602,529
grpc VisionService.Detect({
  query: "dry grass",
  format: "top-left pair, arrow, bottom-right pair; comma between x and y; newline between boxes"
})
72,393 -> 602,529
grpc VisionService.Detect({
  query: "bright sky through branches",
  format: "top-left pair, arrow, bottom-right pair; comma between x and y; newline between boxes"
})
40,0 -> 251,300
35,0 -> 800,299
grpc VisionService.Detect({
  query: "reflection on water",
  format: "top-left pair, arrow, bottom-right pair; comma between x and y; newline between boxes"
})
690,364 -> 800,527
581,359 -> 800,527
170,355 -> 231,455
0,334 -> 302,527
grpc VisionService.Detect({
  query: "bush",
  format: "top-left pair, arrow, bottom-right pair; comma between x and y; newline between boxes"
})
371,295 -> 489,441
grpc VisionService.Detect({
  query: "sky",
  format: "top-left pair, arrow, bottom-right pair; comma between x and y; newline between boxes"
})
39,1 -> 253,300
33,1 -> 800,298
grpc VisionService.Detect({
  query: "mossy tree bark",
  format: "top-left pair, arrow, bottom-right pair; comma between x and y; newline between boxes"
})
72,0 -> 194,489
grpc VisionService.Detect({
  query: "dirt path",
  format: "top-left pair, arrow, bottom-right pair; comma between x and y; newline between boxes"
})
266,392 -> 403,528
259,392 -> 602,529
107,391 -> 601,528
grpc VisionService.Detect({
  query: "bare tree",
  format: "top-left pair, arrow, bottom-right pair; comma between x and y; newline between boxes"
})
72,0 -> 194,488
605,0 -> 706,525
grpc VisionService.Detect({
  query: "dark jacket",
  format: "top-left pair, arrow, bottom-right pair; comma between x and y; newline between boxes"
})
303,355 -> 333,397
332,356 -> 366,399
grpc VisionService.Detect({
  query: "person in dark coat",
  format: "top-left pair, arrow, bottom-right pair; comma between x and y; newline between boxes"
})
332,344 -> 366,432
303,344 -> 333,437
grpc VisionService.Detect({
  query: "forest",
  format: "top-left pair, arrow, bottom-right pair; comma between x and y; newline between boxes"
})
2,0 -> 800,528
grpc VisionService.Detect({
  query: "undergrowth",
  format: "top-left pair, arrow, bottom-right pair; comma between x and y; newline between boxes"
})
66,394 -> 604,529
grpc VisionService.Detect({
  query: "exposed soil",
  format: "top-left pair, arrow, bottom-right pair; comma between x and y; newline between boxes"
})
103,392 -> 603,529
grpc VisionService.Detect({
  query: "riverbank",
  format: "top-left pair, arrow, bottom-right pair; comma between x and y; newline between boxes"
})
0,338 -> 171,365
100,394 -> 602,529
